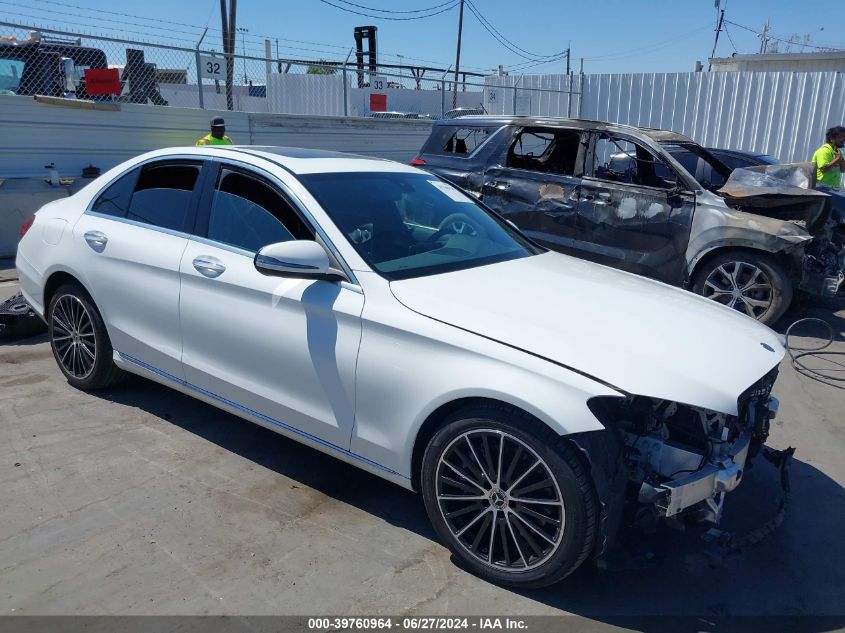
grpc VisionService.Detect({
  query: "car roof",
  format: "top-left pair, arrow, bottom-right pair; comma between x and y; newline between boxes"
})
140,146 -> 418,175
432,116 -> 696,143
706,147 -> 770,158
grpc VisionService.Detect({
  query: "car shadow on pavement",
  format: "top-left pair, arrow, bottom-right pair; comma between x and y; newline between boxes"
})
774,295 -> 845,342
99,375 -> 845,624
101,375 -> 438,540
514,454 -> 845,624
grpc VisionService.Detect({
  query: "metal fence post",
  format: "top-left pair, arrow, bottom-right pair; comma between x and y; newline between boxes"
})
195,50 -> 205,109
195,27 -> 208,109
440,66 -> 451,118
342,48 -> 352,117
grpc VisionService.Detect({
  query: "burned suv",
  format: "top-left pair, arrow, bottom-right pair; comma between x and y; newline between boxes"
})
413,117 -> 844,324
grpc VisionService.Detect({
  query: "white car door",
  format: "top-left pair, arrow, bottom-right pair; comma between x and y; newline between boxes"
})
73,159 -> 208,378
178,163 -> 364,448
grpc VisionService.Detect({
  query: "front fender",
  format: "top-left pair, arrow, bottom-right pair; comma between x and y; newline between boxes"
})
686,202 -> 812,274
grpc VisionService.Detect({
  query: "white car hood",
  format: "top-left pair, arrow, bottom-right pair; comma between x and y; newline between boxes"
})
389,252 -> 784,415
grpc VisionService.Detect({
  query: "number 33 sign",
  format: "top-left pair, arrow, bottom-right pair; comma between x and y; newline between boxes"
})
199,56 -> 227,79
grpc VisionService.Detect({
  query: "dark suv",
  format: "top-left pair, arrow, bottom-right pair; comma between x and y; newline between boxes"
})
412,117 -> 844,324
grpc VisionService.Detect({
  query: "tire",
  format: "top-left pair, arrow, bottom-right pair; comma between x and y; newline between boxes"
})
692,250 -> 792,325
421,403 -> 597,588
48,282 -> 124,390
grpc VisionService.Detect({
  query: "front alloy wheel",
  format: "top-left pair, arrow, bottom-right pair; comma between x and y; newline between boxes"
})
422,406 -> 597,588
436,430 -> 565,571
693,251 -> 792,325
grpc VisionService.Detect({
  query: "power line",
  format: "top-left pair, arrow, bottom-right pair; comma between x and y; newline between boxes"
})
582,23 -> 711,62
724,19 -> 844,51
723,23 -> 738,53
5,11 -> 199,44
17,0 -> 492,72
463,0 -> 566,62
328,0 -> 456,14
314,0 -> 459,21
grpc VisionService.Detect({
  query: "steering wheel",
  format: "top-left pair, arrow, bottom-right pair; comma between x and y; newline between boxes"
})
428,213 -> 488,242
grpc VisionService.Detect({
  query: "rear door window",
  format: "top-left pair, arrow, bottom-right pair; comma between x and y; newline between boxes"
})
127,162 -> 202,231
507,128 -> 582,175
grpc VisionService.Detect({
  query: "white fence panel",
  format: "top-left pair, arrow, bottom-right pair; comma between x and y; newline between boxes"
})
267,74 -> 348,117
483,74 -> 581,118
580,71 -> 845,163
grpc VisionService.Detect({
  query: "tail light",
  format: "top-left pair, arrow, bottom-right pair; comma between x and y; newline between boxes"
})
410,158 -> 426,167
19,215 -> 35,239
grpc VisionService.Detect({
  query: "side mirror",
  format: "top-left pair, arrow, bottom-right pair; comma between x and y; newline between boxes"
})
254,240 -> 331,279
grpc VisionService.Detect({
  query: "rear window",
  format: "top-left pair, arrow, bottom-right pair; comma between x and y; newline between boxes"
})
422,125 -> 500,157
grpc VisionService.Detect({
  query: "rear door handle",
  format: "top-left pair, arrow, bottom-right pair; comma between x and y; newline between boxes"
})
83,230 -> 108,250
579,192 -> 612,205
192,255 -> 226,278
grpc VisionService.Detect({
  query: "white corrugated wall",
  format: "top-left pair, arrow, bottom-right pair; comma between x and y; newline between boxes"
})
581,71 -> 845,163
484,71 -> 845,163
0,95 -> 431,178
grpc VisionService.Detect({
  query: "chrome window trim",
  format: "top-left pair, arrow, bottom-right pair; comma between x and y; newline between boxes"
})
85,210 -> 193,241
83,153 -> 360,286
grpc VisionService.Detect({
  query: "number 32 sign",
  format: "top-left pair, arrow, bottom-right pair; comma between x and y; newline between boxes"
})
199,56 -> 227,79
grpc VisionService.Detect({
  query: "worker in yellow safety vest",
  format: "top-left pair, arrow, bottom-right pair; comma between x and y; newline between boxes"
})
196,117 -> 233,146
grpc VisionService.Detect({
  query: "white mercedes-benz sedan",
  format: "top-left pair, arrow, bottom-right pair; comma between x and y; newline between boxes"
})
16,146 -> 786,587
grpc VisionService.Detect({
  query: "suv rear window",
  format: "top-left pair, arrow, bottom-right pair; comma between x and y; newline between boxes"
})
422,125 -> 500,157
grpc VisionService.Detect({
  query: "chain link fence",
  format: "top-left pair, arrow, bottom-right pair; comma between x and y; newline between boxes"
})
0,20 -> 581,118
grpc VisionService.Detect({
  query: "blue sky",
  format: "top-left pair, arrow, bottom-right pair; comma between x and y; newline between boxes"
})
7,0 -> 844,75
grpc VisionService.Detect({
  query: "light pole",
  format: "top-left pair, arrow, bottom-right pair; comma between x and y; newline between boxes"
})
237,26 -> 248,84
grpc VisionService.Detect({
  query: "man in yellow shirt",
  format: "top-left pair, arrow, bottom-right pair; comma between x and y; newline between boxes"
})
811,125 -> 845,189
196,117 -> 233,146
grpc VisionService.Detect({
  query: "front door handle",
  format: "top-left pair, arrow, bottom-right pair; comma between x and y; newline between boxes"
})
83,230 -> 108,250
192,256 -> 226,278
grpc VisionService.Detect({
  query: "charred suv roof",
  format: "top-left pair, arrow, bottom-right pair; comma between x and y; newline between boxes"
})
434,116 -> 696,143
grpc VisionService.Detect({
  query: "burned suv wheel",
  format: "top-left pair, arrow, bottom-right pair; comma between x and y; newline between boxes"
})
421,404 -> 596,588
693,250 -> 792,325
48,282 -> 124,390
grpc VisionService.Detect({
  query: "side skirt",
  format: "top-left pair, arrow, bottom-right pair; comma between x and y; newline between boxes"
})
113,351 -> 414,491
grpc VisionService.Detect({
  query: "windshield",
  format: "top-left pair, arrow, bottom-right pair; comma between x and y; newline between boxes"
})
662,142 -> 732,190
0,59 -> 24,95
300,171 -> 542,280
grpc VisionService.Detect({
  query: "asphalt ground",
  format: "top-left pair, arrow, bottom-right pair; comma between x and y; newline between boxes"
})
1,273 -> 843,627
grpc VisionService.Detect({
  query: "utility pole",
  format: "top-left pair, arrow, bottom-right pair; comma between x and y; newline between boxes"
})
238,26 -> 249,84
707,9 -> 724,71
452,0 -> 464,109
759,19 -> 770,54
219,0 -> 236,110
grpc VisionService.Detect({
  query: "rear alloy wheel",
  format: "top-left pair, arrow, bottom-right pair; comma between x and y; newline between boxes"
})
48,283 -> 124,390
693,251 -> 792,325
422,406 -> 596,588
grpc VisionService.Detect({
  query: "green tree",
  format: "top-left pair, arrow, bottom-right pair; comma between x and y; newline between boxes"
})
306,60 -> 337,75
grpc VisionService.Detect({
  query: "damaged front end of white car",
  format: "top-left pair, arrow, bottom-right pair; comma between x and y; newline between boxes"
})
583,367 -> 792,565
